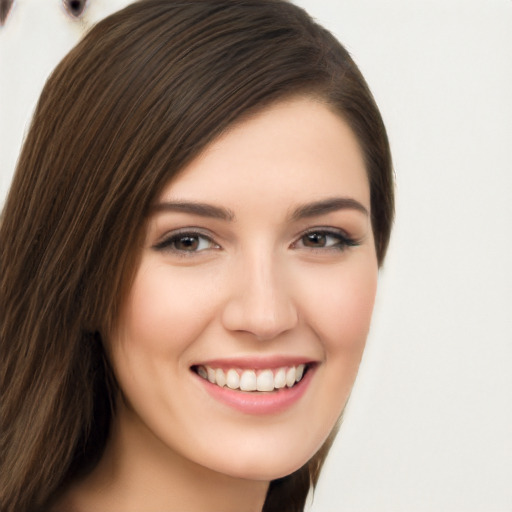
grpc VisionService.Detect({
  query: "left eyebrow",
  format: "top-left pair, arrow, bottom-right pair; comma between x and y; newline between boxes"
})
289,197 -> 369,221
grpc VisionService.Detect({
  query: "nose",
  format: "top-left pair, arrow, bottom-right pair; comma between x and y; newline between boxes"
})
221,249 -> 298,341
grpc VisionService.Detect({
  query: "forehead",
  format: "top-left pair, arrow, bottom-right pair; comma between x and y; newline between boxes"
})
159,97 -> 370,211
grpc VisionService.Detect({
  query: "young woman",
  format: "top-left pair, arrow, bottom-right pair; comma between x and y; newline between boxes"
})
0,1 -> 394,511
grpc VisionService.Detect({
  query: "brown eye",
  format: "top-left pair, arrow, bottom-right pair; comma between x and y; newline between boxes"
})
0,0 -> 14,26
63,0 -> 87,18
302,233 -> 327,248
175,236 -> 200,251
295,230 -> 358,252
153,232 -> 218,254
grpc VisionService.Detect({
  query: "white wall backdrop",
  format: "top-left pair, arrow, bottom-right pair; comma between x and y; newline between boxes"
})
1,1 -> 511,511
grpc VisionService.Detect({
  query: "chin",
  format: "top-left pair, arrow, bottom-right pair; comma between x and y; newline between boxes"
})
197,429 -> 331,482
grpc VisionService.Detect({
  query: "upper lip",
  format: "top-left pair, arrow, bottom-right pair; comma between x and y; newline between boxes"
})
192,355 -> 318,370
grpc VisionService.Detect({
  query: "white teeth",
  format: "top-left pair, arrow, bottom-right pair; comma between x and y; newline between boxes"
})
196,364 -> 308,392
226,369 -> 240,389
240,370 -> 257,391
215,368 -> 226,387
274,368 -> 286,389
286,367 -> 296,387
256,369 -> 274,392
295,364 -> 305,382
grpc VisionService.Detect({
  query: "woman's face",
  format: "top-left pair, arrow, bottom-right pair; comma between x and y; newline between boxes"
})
109,97 -> 378,481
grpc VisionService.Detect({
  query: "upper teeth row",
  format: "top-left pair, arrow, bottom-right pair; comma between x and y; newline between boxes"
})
197,364 -> 306,392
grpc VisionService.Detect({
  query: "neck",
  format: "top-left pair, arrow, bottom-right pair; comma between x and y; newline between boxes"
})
55,402 -> 269,512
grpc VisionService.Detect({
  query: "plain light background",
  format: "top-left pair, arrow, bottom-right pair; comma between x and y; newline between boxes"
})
1,1 -> 511,511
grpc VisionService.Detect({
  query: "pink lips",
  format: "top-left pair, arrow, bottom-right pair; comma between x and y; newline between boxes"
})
196,355 -> 313,370
192,357 -> 316,415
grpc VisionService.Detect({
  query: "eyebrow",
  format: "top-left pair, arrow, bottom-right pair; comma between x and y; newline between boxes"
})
151,196 -> 368,222
289,197 -> 369,221
151,200 -> 235,221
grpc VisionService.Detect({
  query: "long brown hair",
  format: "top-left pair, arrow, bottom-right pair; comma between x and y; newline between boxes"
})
0,1 -> 394,511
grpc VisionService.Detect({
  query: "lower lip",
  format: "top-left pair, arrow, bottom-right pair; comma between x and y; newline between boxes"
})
194,367 -> 314,415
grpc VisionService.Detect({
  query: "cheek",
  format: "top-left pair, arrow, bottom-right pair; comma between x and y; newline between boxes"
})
298,256 -> 378,353
116,263 -> 222,358
296,254 -> 378,422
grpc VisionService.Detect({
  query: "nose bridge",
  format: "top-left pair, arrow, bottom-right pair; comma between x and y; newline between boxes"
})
222,242 -> 298,340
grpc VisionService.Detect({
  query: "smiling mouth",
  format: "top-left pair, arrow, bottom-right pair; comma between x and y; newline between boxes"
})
192,364 -> 310,392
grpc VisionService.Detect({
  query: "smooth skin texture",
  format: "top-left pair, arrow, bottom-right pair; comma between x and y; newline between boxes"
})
58,97 -> 378,512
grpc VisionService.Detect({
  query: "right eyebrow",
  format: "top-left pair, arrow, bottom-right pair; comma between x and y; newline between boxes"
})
150,201 -> 235,221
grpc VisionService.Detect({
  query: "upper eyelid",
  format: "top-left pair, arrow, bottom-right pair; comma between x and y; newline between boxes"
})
300,226 -> 349,235
154,227 -> 215,242
291,227 -> 359,249
292,226 -> 352,241
152,228 -> 219,251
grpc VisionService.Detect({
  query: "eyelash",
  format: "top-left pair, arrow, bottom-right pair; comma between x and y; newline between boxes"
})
292,228 -> 359,252
153,230 -> 219,255
153,228 -> 358,255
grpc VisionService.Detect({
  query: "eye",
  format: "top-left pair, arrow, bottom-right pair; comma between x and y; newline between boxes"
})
153,231 -> 219,254
293,229 -> 358,251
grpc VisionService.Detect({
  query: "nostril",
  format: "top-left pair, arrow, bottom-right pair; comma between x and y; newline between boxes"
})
63,0 -> 87,18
